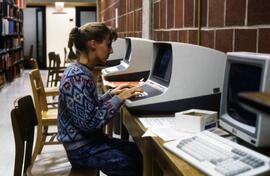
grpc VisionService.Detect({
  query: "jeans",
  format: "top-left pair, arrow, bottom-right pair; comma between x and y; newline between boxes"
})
65,136 -> 142,176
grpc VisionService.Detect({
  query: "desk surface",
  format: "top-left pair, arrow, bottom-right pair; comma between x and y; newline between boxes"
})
121,107 -> 205,176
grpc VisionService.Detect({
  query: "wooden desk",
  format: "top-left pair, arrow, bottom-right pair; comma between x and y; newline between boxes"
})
121,107 -> 205,176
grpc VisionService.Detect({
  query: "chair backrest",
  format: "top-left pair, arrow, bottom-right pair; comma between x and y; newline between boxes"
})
47,52 -> 62,87
64,47 -> 67,62
11,95 -> 37,176
29,69 -> 48,117
30,58 -> 39,69
29,45 -> 34,58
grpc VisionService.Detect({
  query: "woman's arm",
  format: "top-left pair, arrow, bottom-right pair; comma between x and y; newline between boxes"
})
61,75 -> 123,132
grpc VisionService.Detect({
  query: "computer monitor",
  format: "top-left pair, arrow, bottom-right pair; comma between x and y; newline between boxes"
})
220,52 -> 270,147
101,37 -> 154,81
123,38 -> 131,63
125,42 -> 227,114
106,38 -> 126,66
151,44 -> 172,86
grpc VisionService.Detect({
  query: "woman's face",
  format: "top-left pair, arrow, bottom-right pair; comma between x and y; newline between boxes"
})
94,38 -> 113,65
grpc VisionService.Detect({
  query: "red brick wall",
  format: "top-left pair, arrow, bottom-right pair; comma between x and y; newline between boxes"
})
153,0 -> 270,53
99,0 -> 270,53
98,0 -> 142,38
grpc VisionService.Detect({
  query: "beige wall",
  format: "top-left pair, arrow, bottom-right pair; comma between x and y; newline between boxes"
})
46,7 -> 75,66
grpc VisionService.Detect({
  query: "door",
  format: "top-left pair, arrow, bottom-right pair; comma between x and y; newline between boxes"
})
36,7 -> 46,69
76,7 -> 96,27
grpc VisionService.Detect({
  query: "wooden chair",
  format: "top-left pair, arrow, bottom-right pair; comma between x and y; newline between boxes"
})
64,47 -> 67,62
47,52 -> 59,87
29,69 -> 60,163
24,45 -> 34,69
11,95 -> 99,176
46,52 -> 65,88
30,58 -> 59,97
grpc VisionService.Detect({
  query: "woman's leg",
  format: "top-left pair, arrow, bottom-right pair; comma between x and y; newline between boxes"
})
66,137 -> 142,176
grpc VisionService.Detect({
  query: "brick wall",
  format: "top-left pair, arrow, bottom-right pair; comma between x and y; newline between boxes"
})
153,0 -> 270,53
98,0 -> 143,38
99,0 -> 270,53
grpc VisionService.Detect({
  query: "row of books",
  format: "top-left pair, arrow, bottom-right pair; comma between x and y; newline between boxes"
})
0,51 -> 22,69
1,18 -> 22,35
1,1 -> 24,19
0,73 -> 5,87
0,54 -> 5,70
0,45 -> 23,85
0,2 -> 3,15
1,37 -> 22,49
0,0 -> 24,87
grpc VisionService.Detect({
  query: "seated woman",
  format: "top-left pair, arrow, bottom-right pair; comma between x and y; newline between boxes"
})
57,22 -> 143,176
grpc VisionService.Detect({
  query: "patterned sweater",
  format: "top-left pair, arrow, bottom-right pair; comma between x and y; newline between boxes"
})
57,63 -> 123,144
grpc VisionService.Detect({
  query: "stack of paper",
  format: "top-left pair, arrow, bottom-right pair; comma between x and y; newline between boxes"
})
139,117 -> 193,141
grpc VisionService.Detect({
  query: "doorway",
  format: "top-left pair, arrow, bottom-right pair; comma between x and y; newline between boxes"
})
75,6 -> 96,27
24,6 -> 46,69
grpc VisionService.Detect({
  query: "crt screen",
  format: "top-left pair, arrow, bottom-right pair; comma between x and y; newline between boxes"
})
152,48 -> 172,82
227,63 -> 262,127
124,39 -> 131,62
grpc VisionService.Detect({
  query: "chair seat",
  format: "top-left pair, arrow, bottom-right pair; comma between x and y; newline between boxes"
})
27,148 -> 99,176
41,109 -> 58,125
44,87 -> 59,96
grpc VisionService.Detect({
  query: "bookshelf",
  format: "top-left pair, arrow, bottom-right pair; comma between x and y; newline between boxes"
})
0,0 -> 24,88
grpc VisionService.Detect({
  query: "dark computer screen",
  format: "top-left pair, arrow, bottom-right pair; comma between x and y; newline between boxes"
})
227,63 -> 262,127
123,39 -> 131,63
152,45 -> 172,83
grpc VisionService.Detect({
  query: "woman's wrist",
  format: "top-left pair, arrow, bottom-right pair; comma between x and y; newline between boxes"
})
108,89 -> 114,97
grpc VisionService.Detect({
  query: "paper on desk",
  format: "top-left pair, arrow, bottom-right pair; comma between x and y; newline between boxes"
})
151,128 -> 192,141
142,129 -> 157,137
139,117 -> 175,128
139,117 -> 192,141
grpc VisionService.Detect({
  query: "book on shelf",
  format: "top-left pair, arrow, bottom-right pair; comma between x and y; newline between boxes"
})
8,20 -> 14,34
0,19 -> 2,36
0,1 -> 3,15
0,73 -> 5,87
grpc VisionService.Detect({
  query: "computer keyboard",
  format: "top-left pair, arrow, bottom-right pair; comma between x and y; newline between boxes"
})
137,91 -> 148,97
164,131 -> 270,176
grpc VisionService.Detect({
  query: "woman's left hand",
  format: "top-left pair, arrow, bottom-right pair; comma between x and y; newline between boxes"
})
110,83 -> 133,95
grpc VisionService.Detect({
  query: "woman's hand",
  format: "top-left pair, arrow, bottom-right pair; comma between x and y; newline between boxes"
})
117,87 -> 144,101
110,83 -> 133,96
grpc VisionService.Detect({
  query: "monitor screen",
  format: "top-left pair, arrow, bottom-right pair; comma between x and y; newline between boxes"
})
124,39 -> 131,63
152,45 -> 172,83
227,63 -> 262,127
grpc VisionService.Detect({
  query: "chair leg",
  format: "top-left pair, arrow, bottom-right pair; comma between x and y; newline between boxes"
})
32,126 -> 44,163
38,126 -> 48,154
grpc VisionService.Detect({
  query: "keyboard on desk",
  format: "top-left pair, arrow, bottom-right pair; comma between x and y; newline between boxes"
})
131,83 -> 163,101
164,131 -> 270,176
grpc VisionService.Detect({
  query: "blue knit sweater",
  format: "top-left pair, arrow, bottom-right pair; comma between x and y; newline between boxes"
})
57,63 -> 122,144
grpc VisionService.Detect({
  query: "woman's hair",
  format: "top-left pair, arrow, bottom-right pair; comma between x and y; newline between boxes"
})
68,22 -> 117,57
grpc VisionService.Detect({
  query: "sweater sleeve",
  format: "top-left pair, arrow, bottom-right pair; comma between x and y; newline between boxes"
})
61,74 -> 123,132
99,90 -> 113,103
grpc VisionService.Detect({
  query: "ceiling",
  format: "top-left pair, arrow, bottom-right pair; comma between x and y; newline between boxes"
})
26,0 -> 97,7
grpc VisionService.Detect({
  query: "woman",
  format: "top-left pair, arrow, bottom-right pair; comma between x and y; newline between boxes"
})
57,22 -> 143,176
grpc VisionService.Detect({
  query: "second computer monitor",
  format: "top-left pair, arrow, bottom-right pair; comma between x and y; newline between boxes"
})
102,37 -> 154,81
219,52 -> 270,147
125,42 -> 227,114
106,38 -> 127,66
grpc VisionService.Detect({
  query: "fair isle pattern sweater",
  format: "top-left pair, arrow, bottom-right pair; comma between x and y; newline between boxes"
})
57,63 -> 122,143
